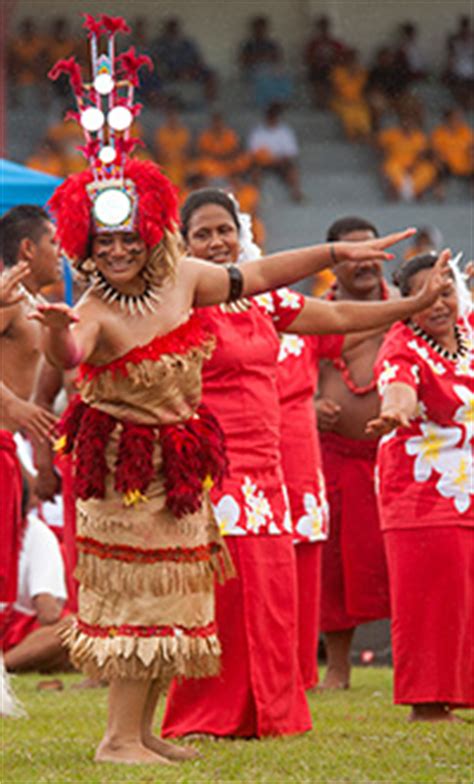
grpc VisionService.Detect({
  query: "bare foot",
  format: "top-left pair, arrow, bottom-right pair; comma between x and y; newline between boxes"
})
142,735 -> 200,760
317,668 -> 350,691
408,704 -> 459,723
95,739 -> 175,765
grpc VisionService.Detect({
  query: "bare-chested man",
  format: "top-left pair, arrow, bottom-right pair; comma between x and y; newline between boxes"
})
0,205 -> 59,626
316,216 -> 393,690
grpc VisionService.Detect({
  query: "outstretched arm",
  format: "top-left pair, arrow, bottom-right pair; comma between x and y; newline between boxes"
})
28,303 -> 100,369
189,228 -> 416,306
366,382 -> 418,437
286,250 -> 452,335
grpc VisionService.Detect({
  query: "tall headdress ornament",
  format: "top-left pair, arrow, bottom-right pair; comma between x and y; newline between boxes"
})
47,15 -> 179,264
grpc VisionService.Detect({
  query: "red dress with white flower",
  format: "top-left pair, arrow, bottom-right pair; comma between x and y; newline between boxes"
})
276,332 -> 343,688
375,318 -> 473,707
163,289 -> 314,738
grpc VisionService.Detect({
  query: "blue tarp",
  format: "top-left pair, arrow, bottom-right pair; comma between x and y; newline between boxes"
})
0,158 -> 62,214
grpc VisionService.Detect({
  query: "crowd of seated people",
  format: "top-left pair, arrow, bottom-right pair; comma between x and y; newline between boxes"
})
9,11 -> 473,208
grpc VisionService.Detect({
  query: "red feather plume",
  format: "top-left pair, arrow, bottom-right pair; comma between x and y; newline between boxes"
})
82,13 -> 105,38
117,46 -> 153,86
48,57 -> 84,97
100,15 -> 131,36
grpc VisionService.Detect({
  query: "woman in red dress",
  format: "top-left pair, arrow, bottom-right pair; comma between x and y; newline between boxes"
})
369,252 -> 473,721
162,189 -> 451,738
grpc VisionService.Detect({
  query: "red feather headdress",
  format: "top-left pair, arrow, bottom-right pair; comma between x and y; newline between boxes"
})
47,14 -> 179,262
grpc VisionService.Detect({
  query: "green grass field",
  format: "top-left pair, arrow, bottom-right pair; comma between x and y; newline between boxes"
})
2,668 -> 473,783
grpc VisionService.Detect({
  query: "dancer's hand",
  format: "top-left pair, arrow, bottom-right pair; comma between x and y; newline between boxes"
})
414,249 -> 454,309
6,397 -> 57,442
366,408 -> 410,437
0,262 -> 30,306
315,397 -> 341,431
334,227 -> 417,264
28,303 -> 79,330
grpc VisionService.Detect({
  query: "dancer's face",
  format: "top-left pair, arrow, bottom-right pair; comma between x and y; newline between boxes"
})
186,204 -> 240,265
333,229 -> 383,297
91,232 -> 148,286
408,267 -> 458,342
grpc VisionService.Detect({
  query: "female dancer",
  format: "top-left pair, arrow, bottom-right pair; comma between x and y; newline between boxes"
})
161,188 -> 450,739
368,252 -> 473,721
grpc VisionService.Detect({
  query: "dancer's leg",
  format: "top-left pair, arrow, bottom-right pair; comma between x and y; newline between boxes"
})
141,679 -> 200,760
319,628 -> 355,689
95,678 -> 172,765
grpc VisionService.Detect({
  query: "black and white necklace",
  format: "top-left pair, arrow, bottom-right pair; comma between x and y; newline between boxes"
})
409,321 -> 468,361
91,269 -> 161,316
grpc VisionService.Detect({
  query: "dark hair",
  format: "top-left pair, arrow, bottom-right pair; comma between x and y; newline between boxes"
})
326,216 -> 379,242
0,205 -> 50,268
181,188 -> 240,241
393,252 -> 438,296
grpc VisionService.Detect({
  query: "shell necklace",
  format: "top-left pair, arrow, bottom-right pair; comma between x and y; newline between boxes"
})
409,321 -> 468,361
91,269 -> 161,316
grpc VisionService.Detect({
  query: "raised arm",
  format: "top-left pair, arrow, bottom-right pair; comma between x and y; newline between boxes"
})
189,228 -> 416,306
286,250 -> 452,335
28,303 -> 100,369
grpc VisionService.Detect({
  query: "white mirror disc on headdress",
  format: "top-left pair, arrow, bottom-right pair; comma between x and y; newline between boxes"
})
93,188 -> 133,227
108,106 -> 133,132
81,106 -> 105,133
99,145 -> 117,164
94,73 -> 115,95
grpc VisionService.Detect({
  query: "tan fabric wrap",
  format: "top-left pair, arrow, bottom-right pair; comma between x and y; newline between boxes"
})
66,344 -> 233,681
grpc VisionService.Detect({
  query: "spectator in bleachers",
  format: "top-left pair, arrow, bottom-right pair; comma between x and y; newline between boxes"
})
248,102 -> 303,202
7,18 -> 48,106
253,49 -> 294,110
303,15 -> 347,108
152,17 -> 217,103
154,97 -> 191,188
25,138 -> 64,177
239,15 -> 282,77
377,112 -> 441,201
195,112 -> 251,181
330,49 -> 372,142
444,15 -> 474,110
431,107 -> 474,181
366,47 -> 412,131
393,22 -> 426,83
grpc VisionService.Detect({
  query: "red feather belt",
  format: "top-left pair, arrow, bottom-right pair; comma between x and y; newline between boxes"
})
56,396 -> 228,519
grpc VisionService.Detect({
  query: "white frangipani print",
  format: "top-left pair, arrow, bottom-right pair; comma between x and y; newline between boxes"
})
405,423 -> 463,482
377,360 -> 400,394
242,477 -> 276,534
213,495 -> 246,536
435,449 -> 472,514
452,384 -> 474,442
407,339 -> 446,376
278,334 -> 305,363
